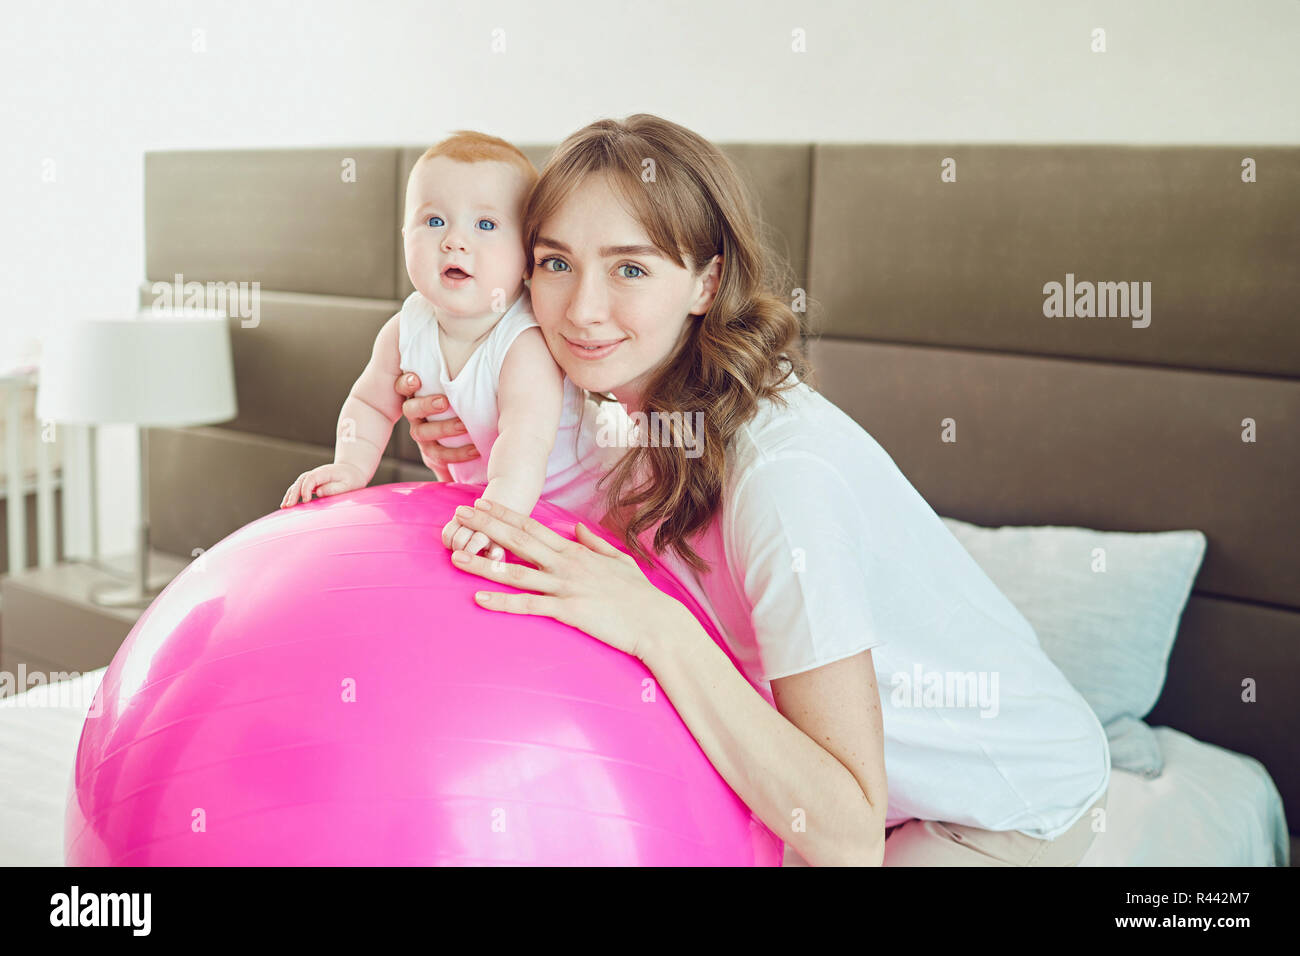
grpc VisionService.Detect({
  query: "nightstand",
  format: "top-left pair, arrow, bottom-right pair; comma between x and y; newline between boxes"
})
0,550 -> 190,682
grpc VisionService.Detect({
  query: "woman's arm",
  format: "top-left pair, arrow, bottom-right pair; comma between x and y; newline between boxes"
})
444,497 -> 888,867
641,617 -> 888,866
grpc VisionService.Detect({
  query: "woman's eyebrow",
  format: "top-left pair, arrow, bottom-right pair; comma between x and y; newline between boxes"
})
536,237 -> 663,258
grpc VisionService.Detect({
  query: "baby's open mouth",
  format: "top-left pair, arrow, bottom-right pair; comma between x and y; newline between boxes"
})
443,266 -> 471,280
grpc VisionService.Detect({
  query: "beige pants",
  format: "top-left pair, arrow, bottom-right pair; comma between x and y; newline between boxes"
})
881,788 -> 1107,866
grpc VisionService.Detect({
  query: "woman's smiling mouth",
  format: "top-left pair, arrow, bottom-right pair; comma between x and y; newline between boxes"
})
563,335 -> 627,360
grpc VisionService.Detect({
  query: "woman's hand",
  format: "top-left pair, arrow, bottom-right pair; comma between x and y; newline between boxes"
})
394,372 -> 481,482
280,462 -> 366,508
446,498 -> 694,661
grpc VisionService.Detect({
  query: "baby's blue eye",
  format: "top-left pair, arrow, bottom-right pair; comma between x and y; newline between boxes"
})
426,216 -> 444,227
618,264 -> 646,279
477,219 -> 496,231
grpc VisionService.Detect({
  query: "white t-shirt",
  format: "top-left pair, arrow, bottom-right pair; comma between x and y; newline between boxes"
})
642,373 -> 1110,858
396,287 -> 614,523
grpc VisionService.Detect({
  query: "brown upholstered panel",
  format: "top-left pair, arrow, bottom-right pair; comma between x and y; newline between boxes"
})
137,284 -> 402,451
808,337 -> 1300,609
1148,595 -> 1300,835
146,426 -> 433,559
146,148 -> 401,299
808,145 -> 1300,377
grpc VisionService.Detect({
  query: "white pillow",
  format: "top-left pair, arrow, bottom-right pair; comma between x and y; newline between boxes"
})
939,517 -> 1207,778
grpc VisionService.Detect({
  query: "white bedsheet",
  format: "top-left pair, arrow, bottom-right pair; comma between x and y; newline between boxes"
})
1078,725 -> 1290,866
0,666 -> 1290,866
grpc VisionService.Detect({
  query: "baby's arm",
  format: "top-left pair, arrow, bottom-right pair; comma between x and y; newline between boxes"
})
442,326 -> 562,555
486,326 -> 563,511
283,314 -> 403,507
333,313 -> 405,481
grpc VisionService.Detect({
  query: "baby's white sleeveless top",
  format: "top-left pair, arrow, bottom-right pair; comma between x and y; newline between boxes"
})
396,288 -> 615,523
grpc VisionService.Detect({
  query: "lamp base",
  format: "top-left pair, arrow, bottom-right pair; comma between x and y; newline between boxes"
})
88,577 -> 172,608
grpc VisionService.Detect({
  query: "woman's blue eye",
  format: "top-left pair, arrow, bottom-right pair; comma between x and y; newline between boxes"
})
477,219 -> 495,231
618,264 -> 646,279
426,216 -> 444,227
536,257 -> 569,273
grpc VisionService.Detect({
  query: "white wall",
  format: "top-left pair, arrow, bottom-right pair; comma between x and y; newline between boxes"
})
2,0 -> 1297,558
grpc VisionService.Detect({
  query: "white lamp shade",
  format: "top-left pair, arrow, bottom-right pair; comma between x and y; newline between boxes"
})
36,310 -> 237,427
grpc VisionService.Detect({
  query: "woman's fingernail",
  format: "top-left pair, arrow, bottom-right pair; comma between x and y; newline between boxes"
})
405,374 -> 415,386
451,551 -> 467,562
432,397 -> 447,410
455,505 -> 473,518
473,498 -> 488,509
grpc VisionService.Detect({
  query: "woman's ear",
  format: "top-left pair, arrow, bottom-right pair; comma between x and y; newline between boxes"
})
689,254 -> 723,316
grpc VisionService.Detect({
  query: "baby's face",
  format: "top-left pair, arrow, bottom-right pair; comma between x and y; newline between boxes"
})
402,156 -> 530,319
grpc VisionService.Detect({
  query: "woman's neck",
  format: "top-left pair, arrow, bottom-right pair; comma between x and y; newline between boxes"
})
610,386 -> 642,417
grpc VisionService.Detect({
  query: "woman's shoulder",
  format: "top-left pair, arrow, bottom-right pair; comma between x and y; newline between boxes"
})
721,376 -> 912,536
729,377 -> 879,484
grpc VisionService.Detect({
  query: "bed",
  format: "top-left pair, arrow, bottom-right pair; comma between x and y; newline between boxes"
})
2,141 -> 1296,866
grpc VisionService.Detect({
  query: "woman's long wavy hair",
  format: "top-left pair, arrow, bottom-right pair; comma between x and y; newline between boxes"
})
522,114 -> 814,574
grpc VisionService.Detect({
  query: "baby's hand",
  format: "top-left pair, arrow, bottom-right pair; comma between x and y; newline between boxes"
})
442,515 -> 506,562
280,463 -> 366,508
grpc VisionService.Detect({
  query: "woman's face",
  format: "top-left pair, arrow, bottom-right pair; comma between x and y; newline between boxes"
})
528,173 -> 719,411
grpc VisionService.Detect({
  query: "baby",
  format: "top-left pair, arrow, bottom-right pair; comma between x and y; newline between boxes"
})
280,130 -> 605,560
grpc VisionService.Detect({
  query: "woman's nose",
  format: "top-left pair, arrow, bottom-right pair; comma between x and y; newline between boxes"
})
567,272 -> 609,325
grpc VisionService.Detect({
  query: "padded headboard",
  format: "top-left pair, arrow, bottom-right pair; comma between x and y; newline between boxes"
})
139,142 -> 1299,834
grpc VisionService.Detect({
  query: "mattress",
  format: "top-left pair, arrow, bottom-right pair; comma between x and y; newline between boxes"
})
0,666 -> 1289,866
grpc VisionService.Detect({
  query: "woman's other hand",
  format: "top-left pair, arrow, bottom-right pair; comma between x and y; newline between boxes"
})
394,371 -> 481,482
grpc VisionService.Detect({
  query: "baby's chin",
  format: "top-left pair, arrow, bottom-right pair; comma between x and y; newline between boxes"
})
415,283 -> 492,319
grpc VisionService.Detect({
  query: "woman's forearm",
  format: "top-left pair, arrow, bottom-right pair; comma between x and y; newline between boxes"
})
640,609 -> 886,866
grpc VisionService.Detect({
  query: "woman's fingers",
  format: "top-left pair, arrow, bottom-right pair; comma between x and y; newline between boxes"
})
468,587 -> 563,618
574,522 -> 631,562
449,549 -> 560,615
395,372 -> 421,399
401,393 -> 449,427
462,499 -> 576,559
408,414 -> 469,445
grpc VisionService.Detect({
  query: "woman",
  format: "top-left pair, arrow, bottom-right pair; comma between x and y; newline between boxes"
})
392,114 -> 1110,866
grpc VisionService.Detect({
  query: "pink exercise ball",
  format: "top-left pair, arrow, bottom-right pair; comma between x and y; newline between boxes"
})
64,481 -> 783,866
